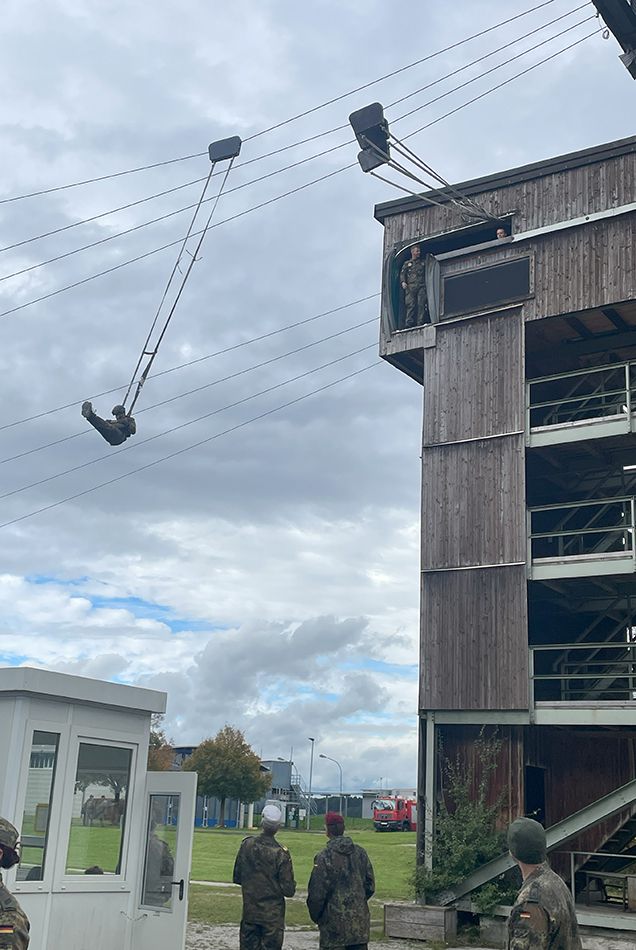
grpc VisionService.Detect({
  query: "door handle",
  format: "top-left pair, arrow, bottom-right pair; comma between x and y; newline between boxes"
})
171,879 -> 185,901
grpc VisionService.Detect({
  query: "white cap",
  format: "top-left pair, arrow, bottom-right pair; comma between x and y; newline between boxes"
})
261,804 -> 283,828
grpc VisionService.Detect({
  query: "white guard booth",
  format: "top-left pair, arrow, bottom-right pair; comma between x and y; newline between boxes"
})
0,667 -> 197,950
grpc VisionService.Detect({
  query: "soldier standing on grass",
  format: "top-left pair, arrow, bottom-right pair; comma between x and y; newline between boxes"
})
0,818 -> 30,949
233,803 -> 296,950
307,812 -> 375,950
507,817 -> 582,950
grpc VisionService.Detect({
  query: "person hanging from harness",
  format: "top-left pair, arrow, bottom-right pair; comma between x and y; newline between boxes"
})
81,402 -> 136,446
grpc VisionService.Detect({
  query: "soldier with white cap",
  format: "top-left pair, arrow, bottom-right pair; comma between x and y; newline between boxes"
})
0,818 -> 30,949
233,803 -> 296,950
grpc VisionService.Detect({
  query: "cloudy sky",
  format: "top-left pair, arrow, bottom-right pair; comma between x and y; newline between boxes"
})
0,0 -> 632,793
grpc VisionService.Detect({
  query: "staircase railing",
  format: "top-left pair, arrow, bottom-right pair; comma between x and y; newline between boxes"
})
528,496 -> 636,571
527,361 -> 634,430
530,641 -> 636,702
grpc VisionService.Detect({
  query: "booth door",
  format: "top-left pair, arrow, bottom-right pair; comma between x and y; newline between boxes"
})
135,770 -> 197,950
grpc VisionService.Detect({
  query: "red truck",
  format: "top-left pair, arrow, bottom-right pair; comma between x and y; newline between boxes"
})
372,796 -> 417,831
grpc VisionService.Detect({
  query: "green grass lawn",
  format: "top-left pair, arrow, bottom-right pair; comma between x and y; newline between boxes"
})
189,825 -> 416,928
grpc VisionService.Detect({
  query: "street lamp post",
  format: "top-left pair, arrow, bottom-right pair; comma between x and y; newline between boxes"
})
319,753 -> 343,814
306,737 -> 315,831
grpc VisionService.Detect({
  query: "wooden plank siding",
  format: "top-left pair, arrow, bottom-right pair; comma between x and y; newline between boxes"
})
437,724 -> 636,871
437,216 -> 636,325
419,306 -> 527,710
381,151 -> 636,251
380,149 -> 636,340
421,438 -> 525,570
420,566 -> 528,710
422,311 -> 524,445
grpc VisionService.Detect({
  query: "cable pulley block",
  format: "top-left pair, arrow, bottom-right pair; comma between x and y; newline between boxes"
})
208,136 -> 242,162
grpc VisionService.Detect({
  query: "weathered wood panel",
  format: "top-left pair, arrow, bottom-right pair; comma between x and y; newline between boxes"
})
420,566 -> 528,710
384,903 -> 457,941
527,727 -> 636,865
381,149 -> 636,339
438,725 -> 525,826
421,437 -> 525,570
437,216 -> 636,324
422,311 -> 524,445
382,150 -> 636,250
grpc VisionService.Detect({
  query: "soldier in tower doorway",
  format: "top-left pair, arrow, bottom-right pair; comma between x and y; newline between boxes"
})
0,818 -> 30,949
400,244 -> 429,328
507,817 -> 581,949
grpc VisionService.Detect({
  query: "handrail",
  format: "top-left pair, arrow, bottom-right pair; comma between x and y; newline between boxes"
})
528,495 -> 634,514
528,359 -> 636,387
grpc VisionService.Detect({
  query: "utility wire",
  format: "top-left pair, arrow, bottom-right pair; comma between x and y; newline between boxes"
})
0,164 -> 354,320
0,27 -> 598,327
0,294 -> 379,431
0,357 -> 380,530
0,139 -> 351,286
1,3 -> 589,262
0,0 -> 560,205
0,317 -> 377,467
0,12 -> 593,293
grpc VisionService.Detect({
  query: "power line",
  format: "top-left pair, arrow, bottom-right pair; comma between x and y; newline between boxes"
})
0,164 -> 355,320
0,12 -> 593,296
0,139 -> 351,286
1,4 -> 588,264
0,0 -> 560,205
0,294 -> 379,431
0,358 -> 381,531
0,317 -> 377,466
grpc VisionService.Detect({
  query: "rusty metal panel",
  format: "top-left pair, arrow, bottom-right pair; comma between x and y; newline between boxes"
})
422,311 -> 524,445
420,566 -> 528,710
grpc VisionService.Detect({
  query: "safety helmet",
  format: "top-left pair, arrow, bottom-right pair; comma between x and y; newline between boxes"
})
112,405 -> 126,417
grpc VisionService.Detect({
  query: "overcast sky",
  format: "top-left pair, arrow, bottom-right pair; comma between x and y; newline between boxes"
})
0,0 -> 633,793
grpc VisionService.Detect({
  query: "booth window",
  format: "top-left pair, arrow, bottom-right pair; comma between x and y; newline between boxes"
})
17,730 -> 60,882
66,743 -> 132,876
140,794 -> 179,909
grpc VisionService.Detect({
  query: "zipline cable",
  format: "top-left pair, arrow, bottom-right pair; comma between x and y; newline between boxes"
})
0,355 -> 380,529
0,0 -> 561,205
0,4 -> 590,268
0,294 -> 379,432
0,316 -> 377,467
0,14 -> 595,297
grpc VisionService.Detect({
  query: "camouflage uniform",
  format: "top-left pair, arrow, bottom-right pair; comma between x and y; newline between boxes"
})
507,863 -> 582,950
307,836 -> 375,950
399,257 -> 429,328
85,410 -> 136,446
233,832 -> 296,950
0,819 -> 30,950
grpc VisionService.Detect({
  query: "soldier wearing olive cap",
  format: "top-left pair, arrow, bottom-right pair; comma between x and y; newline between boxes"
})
0,818 -> 30,949
507,817 -> 581,950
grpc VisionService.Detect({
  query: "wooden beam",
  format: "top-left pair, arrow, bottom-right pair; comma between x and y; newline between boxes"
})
602,307 -> 629,331
566,315 -> 594,339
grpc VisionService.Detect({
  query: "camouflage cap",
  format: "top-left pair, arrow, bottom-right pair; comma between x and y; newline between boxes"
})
508,817 -> 547,864
0,817 -> 19,851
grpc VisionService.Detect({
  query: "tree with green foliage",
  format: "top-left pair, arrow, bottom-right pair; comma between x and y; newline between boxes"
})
183,725 -> 271,828
414,729 -> 518,913
148,714 -> 174,771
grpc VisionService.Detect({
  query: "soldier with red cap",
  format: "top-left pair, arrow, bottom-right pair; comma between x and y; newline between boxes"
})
307,812 -> 375,950
0,818 -> 30,949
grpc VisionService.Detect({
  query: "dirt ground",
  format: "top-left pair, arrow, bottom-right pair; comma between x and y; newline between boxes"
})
185,923 -> 491,950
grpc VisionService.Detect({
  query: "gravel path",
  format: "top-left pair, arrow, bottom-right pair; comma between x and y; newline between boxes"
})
185,923 -> 492,950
